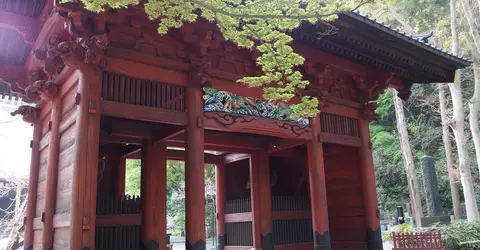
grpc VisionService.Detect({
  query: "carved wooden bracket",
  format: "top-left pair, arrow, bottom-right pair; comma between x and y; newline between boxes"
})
353,71 -> 393,103
361,103 -> 379,121
189,60 -> 211,86
11,105 -> 39,123
34,35 -> 108,76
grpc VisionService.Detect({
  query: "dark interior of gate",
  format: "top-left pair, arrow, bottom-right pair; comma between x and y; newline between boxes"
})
93,113 -> 367,250
223,144 -> 367,250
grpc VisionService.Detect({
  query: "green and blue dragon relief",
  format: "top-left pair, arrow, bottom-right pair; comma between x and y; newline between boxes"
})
203,87 -> 310,126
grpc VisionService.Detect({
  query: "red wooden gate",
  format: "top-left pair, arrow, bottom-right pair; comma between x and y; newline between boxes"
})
393,231 -> 445,250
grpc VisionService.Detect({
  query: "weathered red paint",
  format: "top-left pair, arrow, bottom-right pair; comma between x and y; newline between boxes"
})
307,115 -> 331,242
41,91 -> 61,249
141,140 -> 167,249
184,82 -> 206,247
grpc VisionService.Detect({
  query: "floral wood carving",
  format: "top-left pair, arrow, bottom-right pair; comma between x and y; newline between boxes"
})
11,106 -> 39,123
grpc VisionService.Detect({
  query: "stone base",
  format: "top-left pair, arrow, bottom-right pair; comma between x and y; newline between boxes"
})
421,216 -> 451,226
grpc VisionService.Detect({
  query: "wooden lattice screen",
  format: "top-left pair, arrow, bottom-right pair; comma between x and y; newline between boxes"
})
102,72 -> 185,111
95,195 -> 141,250
320,112 -> 359,137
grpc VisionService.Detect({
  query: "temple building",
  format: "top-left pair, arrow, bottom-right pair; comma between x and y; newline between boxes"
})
0,1 -> 470,250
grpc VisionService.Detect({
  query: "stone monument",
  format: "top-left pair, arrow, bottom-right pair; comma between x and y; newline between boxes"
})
420,156 -> 451,226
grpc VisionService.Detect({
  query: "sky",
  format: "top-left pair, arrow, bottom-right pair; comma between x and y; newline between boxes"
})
0,98 -> 33,177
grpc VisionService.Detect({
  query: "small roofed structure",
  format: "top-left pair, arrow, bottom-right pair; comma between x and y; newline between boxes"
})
0,1 -> 469,250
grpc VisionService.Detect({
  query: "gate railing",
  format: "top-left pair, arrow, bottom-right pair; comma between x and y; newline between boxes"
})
393,231 -> 445,250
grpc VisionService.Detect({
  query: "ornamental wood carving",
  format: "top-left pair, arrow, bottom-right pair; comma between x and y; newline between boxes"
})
11,106 -> 39,123
189,60 -> 211,86
361,103 -> 379,121
34,35 -> 108,74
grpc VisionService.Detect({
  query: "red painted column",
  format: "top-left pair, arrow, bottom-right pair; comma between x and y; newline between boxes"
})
70,66 -> 102,250
249,150 -> 273,250
215,161 -> 226,250
117,157 -> 126,197
42,93 -> 62,249
185,79 -> 206,250
307,115 -> 331,250
358,115 -> 382,250
141,140 -> 167,250
24,121 -> 42,250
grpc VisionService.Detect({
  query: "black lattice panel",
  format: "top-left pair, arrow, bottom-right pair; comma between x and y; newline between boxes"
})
320,112 -> 359,137
226,222 -> 253,246
102,72 -> 185,111
273,219 -> 313,245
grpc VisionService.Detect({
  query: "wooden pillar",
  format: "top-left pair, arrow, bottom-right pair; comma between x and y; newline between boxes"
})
70,66 -> 102,250
307,115 -> 331,250
141,140 -> 167,250
249,151 -> 273,250
184,76 -> 206,250
215,161 -> 226,250
24,121 -> 42,250
117,157 -> 127,197
42,94 -> 62,249
358,115 -> 382,250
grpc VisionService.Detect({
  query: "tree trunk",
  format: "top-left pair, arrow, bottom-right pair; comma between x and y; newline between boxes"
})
392,88 -> 423,227
459,0 -> 480,53
439,85 -> 462,220
449,0 -> 480,221
467,35 -> 480,177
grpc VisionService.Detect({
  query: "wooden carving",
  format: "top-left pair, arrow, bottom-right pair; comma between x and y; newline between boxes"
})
361,102 -> 378,121
354,71 -> 393,103
206,113 -> 256,126
275,121 -> 312,137
25,80 -> 59,102
303,63 -> 361,102
34,35 -> 108,74
189,60 -> 211,86
11,106 -> 39,123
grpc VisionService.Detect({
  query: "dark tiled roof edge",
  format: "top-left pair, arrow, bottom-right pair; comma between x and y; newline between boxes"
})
344,11 -> 472,65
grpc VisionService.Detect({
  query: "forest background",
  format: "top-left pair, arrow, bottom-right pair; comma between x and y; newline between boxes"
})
120,0 -> 480,237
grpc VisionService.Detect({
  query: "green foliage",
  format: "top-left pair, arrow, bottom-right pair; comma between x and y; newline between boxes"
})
383,221 -> 480,249
71,0 -> 374,117
125,159 -> 141,196
382,223 -> 413,242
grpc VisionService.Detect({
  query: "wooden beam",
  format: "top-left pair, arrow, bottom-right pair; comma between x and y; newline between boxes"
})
318,132 -> 361,147
268,139 -> 306,154
0,11 -> 40,44
271,211 -> 312,221
110,120 -> 151,139
120,145 -> 142,158
102,101 -> 187,125
152,127 -> 184,143
274,243 -> 313,250
169,131 -> 265,151
223,153 -> 250,165
100,133 -> 143,145
224,247 -> 253,250
166,149 -> 221,165
224,212 -> 252,223
204,112 -> 312,141
96,214 -> 142,227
